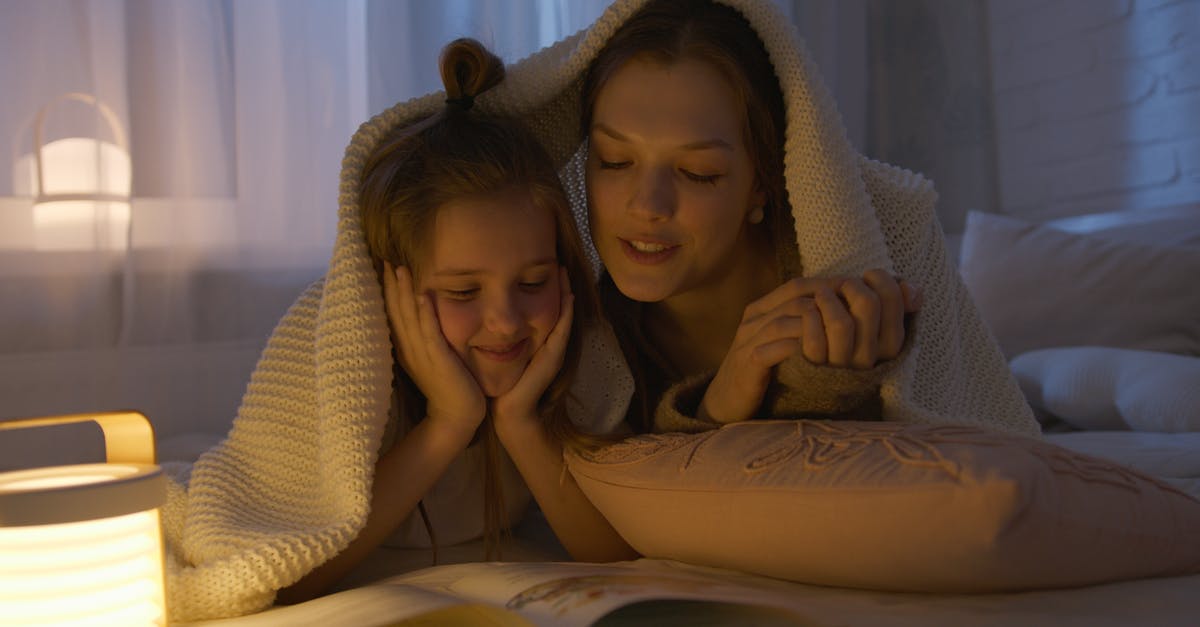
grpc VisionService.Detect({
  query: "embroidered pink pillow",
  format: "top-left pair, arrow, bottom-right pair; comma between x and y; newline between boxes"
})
566,420 -> 1200,592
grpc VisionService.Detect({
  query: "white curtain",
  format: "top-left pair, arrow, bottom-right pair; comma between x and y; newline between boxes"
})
0,0 -> 610,444
0,0 -> 828,452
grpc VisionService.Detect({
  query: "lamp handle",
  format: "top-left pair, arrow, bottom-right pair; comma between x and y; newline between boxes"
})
31,92 -> 130,202
0,411 -> 155,465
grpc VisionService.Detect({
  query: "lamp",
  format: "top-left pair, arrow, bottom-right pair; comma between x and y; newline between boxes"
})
12,93 -> 133,251
0,412 -> 167,626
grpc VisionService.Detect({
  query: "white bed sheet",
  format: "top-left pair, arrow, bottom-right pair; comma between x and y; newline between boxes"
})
178,430 -> 1200,627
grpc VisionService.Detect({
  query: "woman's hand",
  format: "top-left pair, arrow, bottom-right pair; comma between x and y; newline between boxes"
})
492,267 -> 574,432
699,269 -> 921,425
383,262 -> 486,440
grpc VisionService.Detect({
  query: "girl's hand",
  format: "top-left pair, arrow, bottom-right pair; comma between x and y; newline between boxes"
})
383,261 -> 486,440
699,269 -> 921,425
492,267 -> 574,431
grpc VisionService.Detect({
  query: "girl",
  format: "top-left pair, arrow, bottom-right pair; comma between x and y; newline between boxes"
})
276,38 -> 637,603
164,38 -> 635,621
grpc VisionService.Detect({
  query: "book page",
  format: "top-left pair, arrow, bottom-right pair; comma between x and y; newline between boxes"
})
176,581 -> 471,627
388,559 -> 813,626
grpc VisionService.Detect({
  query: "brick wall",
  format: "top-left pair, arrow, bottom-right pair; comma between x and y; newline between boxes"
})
988,0 -> 1200,219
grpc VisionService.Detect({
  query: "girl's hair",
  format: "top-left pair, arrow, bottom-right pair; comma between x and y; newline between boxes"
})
359,38 -> 600,560
581,0 -> 791,256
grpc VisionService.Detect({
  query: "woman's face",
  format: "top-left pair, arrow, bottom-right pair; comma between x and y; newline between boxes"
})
417,191 -> 561,397
586,57 -> 763,304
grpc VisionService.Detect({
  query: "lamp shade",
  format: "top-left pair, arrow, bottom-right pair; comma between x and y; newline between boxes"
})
11,93 -> 132,251
0,412 -> 167,627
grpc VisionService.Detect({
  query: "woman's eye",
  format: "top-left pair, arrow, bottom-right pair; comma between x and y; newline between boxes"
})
598,159 -> 631,170
681,169 -> 721,185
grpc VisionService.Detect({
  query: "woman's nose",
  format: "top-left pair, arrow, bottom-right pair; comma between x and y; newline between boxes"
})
628,167 -> 675,221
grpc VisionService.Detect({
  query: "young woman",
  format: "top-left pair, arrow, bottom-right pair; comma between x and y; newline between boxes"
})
577,0 -> 1039,437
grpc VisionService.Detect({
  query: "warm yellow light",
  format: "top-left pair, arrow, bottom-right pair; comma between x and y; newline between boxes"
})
0,510 -> 165,626
30,199 -> 132,250
11,93 -> 133,251
16,137 -> 132,198
0,414 -> 166,627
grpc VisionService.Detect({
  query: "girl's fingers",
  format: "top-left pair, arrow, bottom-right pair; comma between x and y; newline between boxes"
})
388,264 -> 421,335
863,269 -> 905,360
415,291 -> 445,351
494,270 -> 575,420
534,271 -> 574,361
559,266 -> 573,301
536,267 -> 574,359
815,287 -> 854,367
841,278 -> 881,369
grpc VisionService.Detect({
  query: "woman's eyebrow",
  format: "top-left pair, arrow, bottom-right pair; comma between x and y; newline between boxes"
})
592,123 -> 733,151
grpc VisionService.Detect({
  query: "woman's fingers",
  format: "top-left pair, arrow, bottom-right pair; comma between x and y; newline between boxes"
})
742,270 -> 920,371
901,280 -> 923,312
863,269 -> 904,359
797,299 -> 827,365
842,277 -> 881,368
815,287 -> 855,367
744,276 -> 843,321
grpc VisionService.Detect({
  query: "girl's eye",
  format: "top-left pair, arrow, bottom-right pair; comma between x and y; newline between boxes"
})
681,169 -> 721,185
598,159 -> 631,170
519,279 -> 549,291
441,288 -> 478,301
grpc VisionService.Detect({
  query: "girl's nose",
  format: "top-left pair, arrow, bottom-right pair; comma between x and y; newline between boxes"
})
484,292 -> 522,336
628,167 -> 675,221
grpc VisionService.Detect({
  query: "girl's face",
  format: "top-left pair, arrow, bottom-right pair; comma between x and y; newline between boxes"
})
418,191 -> 562,397
586,57 -> 764,304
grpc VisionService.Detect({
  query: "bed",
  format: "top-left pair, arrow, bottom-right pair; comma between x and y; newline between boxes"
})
162,204 -> 1200,626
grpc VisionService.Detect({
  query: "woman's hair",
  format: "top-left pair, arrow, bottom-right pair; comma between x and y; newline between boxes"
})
358,38 -> 600,560
581,0 -> 790,248
581,0 -> 796,433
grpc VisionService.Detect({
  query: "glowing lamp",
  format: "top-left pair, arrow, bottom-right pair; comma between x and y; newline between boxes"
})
0,412 -> 167,626
12,93 -> 132,251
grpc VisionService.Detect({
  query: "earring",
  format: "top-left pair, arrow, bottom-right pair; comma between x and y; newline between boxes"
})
747,205 -> 765,225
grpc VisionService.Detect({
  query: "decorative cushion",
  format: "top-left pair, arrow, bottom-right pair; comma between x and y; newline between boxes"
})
1011,347 -> 1200,433
566,420 -> 1200,592
958,211 -> 1200,359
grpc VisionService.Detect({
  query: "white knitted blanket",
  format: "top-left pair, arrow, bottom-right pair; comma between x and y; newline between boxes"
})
161,0 -> 1037,620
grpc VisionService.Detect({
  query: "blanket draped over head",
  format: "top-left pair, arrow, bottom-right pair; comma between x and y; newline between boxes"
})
161,0 -> 1038,620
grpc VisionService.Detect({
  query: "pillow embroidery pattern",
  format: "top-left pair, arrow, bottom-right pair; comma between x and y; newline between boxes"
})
567,420 -> 1200,592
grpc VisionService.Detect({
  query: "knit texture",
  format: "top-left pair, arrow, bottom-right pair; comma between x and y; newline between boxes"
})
163,0 -> 1037,620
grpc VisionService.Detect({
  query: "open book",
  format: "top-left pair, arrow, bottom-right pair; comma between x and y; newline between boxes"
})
183,559 -> 814,626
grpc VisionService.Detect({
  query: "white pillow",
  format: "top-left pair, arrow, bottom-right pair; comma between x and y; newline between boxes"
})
958,211 -> 1200,358
1011,346 -> 1200,432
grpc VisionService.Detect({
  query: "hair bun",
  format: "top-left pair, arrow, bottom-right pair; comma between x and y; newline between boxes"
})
439,38 -> 505,110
